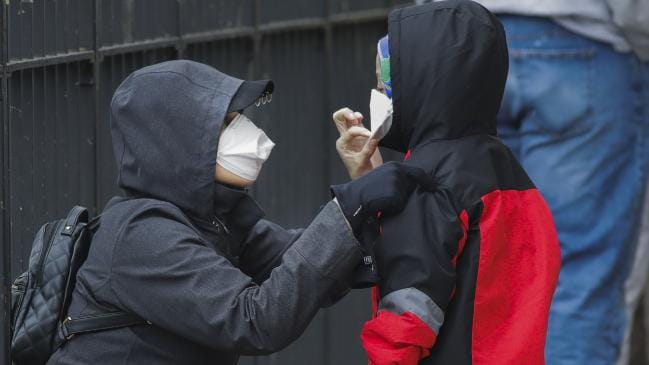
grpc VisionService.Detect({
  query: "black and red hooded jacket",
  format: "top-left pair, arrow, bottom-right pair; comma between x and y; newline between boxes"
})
360,2 -> 561,364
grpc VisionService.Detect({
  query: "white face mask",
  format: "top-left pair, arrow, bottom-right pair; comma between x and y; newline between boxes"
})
217,114 -> 275,181
369,89 -> 393,141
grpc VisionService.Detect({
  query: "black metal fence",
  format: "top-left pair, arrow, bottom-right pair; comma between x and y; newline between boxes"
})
0,0 -> 411,364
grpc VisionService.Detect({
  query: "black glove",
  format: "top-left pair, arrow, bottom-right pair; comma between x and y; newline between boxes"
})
331,161 -> 432,235
331,162 -> 433,288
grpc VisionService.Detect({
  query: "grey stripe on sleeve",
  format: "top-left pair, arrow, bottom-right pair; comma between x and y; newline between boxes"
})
379,287 -> 444,333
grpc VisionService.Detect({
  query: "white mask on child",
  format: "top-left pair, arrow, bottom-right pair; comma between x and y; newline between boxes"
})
369,89 -> 394,141
217,114 -> 275,181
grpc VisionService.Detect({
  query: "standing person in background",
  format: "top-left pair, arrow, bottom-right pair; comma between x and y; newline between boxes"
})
625,186 -> 649,364
416,0 -> 649,364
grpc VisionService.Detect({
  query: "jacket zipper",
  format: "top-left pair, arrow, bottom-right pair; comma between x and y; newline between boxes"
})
12,272 -> 29,331
210,215 -> 230,235
35,220 -> 62,287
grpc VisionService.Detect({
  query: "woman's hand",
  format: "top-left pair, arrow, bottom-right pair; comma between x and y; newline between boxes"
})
332,108 -> 384,180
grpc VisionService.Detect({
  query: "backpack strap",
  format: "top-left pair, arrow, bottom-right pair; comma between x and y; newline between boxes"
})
87,216 -> 101,232
61,206 -> 89,236
60,312 -> 150,341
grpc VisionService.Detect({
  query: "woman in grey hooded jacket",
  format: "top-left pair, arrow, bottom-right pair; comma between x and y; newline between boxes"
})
46,60 -> 427,365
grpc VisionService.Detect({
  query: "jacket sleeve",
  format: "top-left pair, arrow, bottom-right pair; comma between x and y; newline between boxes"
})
108,201 -> 361,355
238,219 -> 304,283
361,189 -> 467,365
238,216 -> 353,307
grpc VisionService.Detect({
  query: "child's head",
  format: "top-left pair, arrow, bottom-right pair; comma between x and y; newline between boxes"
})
376,0 -> 509,153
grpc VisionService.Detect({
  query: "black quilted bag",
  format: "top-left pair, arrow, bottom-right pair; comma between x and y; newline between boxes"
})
10,206 -> 146,365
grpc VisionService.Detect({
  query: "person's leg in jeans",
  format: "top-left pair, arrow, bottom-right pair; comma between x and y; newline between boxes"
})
497,16 -> 649,364
623,62 -> 649,365
645,269 -> 649,364
618,180 -> 649,365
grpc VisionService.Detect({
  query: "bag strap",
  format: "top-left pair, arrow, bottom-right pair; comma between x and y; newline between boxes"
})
60,312 -> 150,341
61,206 -> 89,236
57,207 -> 146,344
55,207 -> 144,345
87,216 -> 101,232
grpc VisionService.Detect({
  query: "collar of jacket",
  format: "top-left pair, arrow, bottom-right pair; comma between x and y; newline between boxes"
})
211,182 -> 265,240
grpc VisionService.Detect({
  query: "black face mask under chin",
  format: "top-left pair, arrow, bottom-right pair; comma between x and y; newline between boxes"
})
379,120 -> 409,153
212,182 -> 264,234
216,182 -> 248,192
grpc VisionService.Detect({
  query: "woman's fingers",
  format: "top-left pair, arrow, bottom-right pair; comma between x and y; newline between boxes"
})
334,125 -> 376,180
333,107 -> 351,122
370,148 -> 384,169
353,112 -> 364,124
360,138 -> 379,160
333,108 -> 364,134
333,108 -> 352,133
340,126 -> 371,145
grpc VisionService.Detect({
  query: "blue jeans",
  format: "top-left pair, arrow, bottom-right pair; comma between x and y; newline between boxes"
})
497,16 -> 649,364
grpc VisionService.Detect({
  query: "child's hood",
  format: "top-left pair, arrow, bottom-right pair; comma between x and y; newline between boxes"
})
381,0 -> 509,153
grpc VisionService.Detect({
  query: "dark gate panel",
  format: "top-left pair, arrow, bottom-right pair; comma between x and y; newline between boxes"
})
7,0 -> 94,62
1,1 -> 407,363
185,38 -> 254,87
181,0 -> 255,33
98,0 -> 178,47
255,31 -> 330,365
1,1 -> 8,358
324,21 -> 391,365
8,63 -> 96,279
254,30 -> 329,226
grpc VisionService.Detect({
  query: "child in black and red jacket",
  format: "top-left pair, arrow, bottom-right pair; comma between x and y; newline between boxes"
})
358,2 -> 561,364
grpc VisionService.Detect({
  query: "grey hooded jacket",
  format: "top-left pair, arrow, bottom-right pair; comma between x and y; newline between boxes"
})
46,60 -> 362,365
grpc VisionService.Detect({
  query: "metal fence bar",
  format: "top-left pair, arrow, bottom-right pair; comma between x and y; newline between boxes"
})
1,0 -> 11,362
98,36 -> 181,58
93,0 -> 102,215
5,50 -> 94,72
181,27 -> 256,45
321,0 -> 334,362
4,7 -> 392,75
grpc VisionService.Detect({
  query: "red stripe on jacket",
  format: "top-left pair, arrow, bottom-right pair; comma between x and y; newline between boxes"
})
472,189 -> 560,364
362,311 -> 437,365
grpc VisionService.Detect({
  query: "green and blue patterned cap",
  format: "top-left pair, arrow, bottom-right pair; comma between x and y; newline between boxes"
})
377,35 -> 392,99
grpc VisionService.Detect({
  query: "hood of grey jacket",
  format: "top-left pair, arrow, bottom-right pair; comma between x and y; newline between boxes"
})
110,60 -> 260,221
110,60 -> 267,256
